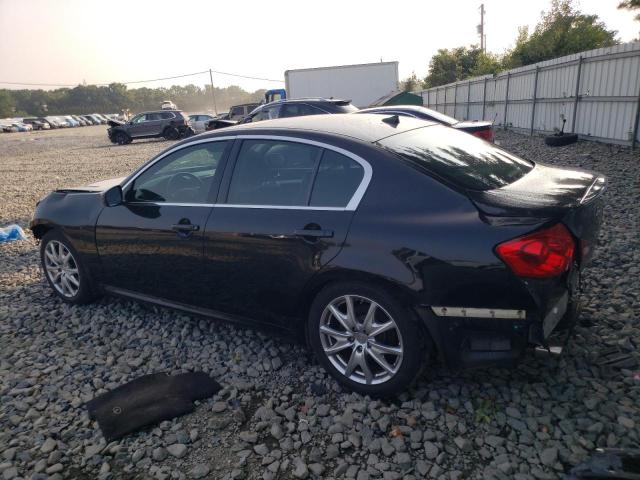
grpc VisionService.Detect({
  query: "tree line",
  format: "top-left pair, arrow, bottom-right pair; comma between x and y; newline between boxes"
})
0,83 -> 266,118
401,0 -> 635,91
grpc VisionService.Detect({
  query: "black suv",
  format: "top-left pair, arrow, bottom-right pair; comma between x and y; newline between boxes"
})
107,110 -> 194,145
206,98 -> 358,130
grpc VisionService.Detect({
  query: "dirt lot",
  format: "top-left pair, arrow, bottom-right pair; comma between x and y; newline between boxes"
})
0,126 -> 639,480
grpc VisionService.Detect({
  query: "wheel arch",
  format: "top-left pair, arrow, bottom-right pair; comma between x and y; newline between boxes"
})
296,268 -> 434,353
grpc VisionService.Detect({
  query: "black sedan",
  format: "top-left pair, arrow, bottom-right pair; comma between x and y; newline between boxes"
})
206,98 -> 358,130
358,105 -> 495,142
31,114 -> 605,396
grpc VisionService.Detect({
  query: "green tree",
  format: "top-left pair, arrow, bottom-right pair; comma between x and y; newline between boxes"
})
424,47 -> 500,88
400,72 -> 421,92
504,0 -> 618,68
0,90 -> 15,117
618,0 -> 640,21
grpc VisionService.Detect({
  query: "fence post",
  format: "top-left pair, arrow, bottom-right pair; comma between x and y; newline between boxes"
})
466,81 -> 471,120
444,87 -> 447,113
454,83 -> 458,117
530,67 -> 539,136
503,73 -> 511,130
633,83 -> 640,150
482,77 -> 487,120
571,56 -> 583,133
436,88 -> 439,111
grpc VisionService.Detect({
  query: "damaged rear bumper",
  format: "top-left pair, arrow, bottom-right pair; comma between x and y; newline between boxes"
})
417,285 -> 580,369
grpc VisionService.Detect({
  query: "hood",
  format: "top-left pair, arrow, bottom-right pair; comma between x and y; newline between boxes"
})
55,177 -> 125,194
107,119 -> 125,127
469,163 -> 605,218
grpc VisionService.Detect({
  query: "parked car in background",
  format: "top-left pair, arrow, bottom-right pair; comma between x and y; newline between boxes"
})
71,115 -> 89,126
81,115 -> 100,125
189,113 -> 216,133
206,99 -> 357,130
44,116 -> 64,128
107,110 -> 194,144
161,101 -> 177,110
30,114 -> 605,395
1,123 -> 18,132
357,105 -> 495,142
22,118 -> 51,130
11,122 -> 33,132
63,116 -> 80,127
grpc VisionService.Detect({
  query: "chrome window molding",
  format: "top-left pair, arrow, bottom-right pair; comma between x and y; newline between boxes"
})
120,134 -> 373,212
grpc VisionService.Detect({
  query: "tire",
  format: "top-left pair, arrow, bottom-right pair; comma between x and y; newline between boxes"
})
308,282 -> 425,396
40,230 -> 98,305
163,127 -> 179,141
114,131 -> 130,145
545,133 -> 578,147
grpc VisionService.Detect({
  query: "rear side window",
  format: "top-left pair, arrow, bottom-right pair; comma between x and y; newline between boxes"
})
310,150 -> 364,207
378,126 -> 533,191
280,103 -> 325,118
227,140 -> 366,208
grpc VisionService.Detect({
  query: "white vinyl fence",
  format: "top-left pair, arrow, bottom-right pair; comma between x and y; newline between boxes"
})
414,42 -> 640,147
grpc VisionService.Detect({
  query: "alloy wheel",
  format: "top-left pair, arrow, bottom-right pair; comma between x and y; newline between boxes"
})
319,295 -> 403,385
43,240 -> 80,298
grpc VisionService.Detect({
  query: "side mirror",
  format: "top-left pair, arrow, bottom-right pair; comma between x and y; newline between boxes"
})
104,185 -> 123,207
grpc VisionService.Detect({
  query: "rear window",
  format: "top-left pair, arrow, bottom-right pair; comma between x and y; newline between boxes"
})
335,104 -> 359,113
378,126 -> 533,191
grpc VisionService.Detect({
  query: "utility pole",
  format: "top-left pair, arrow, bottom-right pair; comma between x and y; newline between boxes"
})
209,69 -> 218,115
478,4 -> 485,52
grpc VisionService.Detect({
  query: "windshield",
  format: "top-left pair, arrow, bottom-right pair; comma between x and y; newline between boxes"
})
378,125 -> 533,191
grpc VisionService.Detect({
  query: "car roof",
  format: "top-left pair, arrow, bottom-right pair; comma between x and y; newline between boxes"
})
199,113 -> 438,143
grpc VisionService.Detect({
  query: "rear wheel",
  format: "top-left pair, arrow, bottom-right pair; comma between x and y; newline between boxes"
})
164,127 -> 179,140
40,230 -> 97,304
308,282 -> 425,396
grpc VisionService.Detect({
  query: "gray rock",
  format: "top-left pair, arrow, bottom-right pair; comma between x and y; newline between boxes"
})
423,441 -> 439,460
540,447 -> 558,466
292,457 -> 308,479
167,443 -> 187,459
40,438 -> 57,454
153,447 -> 168,462
212,401 -> 227,413
190,464 -> 210,479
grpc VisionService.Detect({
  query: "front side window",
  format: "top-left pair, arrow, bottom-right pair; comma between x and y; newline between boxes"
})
127,141 -> 228,204
227,140 -> 321,206
160,112 -> 175,119
132,114 -> 147,124
248,105 -> 281,123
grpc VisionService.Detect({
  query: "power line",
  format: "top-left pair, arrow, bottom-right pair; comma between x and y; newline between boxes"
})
0,68 -> 284,88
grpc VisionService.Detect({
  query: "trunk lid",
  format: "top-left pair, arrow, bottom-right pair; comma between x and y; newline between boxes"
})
469,163 -> 606,264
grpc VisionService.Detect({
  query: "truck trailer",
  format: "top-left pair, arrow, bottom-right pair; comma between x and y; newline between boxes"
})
265,61 -> 400,108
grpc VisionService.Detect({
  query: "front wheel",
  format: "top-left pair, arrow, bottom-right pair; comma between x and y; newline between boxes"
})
308,282 -> 425,396
40,230 -> 97,304
114,131 -> 130,145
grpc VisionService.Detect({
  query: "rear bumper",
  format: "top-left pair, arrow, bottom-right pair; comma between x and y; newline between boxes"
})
417,284 -> 580,369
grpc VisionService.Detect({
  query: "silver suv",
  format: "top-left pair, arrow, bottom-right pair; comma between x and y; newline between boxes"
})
107,110 -> 194,145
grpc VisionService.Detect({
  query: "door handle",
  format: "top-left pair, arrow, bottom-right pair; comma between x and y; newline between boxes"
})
294,229 -> 333,238
171,223 -> 199,232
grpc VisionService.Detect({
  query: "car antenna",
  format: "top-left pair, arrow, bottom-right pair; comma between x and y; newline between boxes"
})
382,115 -> 400,127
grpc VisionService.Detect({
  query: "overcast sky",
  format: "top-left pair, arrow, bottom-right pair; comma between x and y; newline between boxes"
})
1,0 -> 638,92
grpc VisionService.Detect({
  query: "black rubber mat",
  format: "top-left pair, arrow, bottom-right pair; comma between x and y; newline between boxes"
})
86,372 -> 221,441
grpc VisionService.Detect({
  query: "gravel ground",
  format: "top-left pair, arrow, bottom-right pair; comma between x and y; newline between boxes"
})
0,126 -> 639,480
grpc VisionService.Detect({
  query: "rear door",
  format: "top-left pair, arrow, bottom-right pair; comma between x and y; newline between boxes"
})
201,136 -> 370,325
95,139 -> 231,305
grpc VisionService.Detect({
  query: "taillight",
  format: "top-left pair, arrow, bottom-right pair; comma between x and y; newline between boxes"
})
495,224 -> 575,278
473,128 -> 494,142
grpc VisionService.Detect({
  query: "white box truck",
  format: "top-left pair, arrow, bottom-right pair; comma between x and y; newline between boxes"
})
270,61 -> 399,108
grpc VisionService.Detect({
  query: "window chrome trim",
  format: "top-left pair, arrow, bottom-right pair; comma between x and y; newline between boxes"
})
120,134 -> 373,212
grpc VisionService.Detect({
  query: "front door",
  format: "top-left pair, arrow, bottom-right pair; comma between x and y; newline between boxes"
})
95,139 -> 231,305
202,138 -> 368,326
